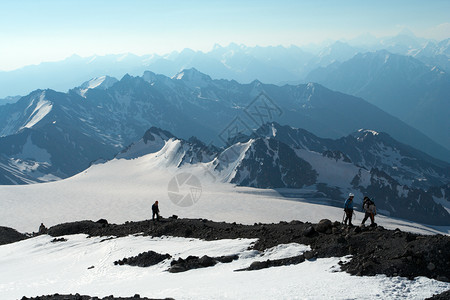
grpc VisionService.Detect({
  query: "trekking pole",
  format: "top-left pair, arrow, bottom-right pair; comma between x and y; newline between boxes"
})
342,211 -> 345,224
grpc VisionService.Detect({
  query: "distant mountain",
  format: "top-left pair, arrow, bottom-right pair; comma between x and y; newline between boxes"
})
0,69 -> 449,183
305,50 -> 450,150
0,43 -> 367,98
0,96 -> 21,106
116,125 -> 450,226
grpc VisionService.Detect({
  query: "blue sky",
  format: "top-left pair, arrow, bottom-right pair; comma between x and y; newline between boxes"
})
0,0 -> 449,70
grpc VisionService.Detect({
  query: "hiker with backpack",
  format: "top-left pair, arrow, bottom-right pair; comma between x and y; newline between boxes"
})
343,193 -> 354,226
152,201 -> 160,221
361,196 -> 376,226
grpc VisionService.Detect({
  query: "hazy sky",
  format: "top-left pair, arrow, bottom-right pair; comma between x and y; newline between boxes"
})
0,0 -> 449,71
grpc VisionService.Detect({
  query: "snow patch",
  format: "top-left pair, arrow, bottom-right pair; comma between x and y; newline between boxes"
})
15,136 -> 51,163
21,92 -> 52,129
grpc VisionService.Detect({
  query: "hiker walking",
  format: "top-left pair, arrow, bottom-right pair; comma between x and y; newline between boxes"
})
343,193 -> 354,226
361,196 -> 376,226
152,201 -> 160,221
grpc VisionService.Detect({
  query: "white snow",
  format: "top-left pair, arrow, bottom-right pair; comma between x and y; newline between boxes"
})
21,92 -> 52,129
357,128 -> 379,136
15,136 -> 51,163
116,134 -> 167,160
295,148 -> 371,192
78,76 -> 117,97
433,192 -> 450,214
0,141 -> 447,236
0,234 -> 448,299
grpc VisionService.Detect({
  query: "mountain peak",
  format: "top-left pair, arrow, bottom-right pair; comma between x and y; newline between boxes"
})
76,76 -> 118,97
351,129 -> 381,141
172,68 -> 212,86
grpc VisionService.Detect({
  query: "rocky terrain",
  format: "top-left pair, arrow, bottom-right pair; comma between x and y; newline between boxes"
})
1,217 -> 449,299
0,226 -> 28,245
26,218 -> 450,281
20,295 -> 173,300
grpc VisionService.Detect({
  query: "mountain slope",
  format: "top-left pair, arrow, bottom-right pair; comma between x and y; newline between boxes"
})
114,126 -> 450,225
305,50 -> 450,150
256,123 -> 450,189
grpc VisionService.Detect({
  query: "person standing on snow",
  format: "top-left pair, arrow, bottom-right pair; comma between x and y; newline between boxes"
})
361,196 -> 376,226
343,193 -> 354,226
152,201 -> 160,221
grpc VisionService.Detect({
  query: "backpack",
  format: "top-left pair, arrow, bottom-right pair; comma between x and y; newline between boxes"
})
363,198 -> 375,211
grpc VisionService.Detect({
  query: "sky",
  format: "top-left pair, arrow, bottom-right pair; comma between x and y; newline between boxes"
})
0,0 -> 449,71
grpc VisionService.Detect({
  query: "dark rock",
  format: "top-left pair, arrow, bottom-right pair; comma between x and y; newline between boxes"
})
51,238 -> 67,243
0,226 -> 27,245
19,294 -> 173,300
184,228 -> 193,237
199,255 -> 216,267
237,254 -> 306,271
303,226 -> 316,237
216,255 -> 239,263
114,251 -> 171,267
96,219 -> 108,226
168,264 -> 186,273
247,260 -> 269,270
304,251 -> 316,260
425,289 -> 450,300
47,221 -> 103,237
316,219 -> 332,233
427,262 -> 436,271
167,253 -> 238,273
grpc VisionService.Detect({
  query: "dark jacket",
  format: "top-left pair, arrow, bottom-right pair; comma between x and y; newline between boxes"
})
152,203 -> 159,213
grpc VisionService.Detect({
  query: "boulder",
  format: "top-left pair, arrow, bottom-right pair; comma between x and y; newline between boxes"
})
316,219 -> 332,233
303,226 -> 316,237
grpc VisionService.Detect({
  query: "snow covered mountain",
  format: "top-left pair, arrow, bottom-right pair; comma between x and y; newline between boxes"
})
0,69 -> 449,183
305,50 -> 450,150
256,123 -> 449,189
74,75 -> 119,97
114,125 -> 449,226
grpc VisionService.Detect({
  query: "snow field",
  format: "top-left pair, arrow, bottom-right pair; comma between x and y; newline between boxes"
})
0,234 -> 448,299
0,151 -> 447,235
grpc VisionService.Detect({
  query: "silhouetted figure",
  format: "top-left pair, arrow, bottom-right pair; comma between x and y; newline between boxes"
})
343,193 -> 354,226
38,223 -> 47,234
152,201 -> 160,221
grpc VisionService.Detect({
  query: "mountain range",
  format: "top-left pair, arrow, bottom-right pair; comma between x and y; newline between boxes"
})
1,33 -> 448,99
112,124 -> 450,225
1,68 -> 449,185
306,50 -> 450,149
